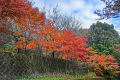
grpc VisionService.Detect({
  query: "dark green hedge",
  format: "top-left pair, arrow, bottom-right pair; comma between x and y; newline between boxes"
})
0,53 -> 88,79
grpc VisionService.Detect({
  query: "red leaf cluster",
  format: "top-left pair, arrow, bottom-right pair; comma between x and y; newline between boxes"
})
87,54 -> 119,73
0,0 -> 31,20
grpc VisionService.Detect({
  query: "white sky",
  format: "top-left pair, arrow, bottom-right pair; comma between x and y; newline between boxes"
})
30,0 -> 120,33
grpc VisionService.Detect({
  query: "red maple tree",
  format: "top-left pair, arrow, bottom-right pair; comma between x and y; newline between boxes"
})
29,22 -> 91,60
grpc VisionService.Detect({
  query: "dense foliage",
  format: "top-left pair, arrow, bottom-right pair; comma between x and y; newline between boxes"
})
0,0 -> 119,79
88,21 -> 120,54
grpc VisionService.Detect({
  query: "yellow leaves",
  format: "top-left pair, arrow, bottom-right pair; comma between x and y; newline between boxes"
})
46,49 -> 53,55
26,39 -> 38,50
87,47 -> 97,54
11,40 -> 15,45
14,30 -> 24,36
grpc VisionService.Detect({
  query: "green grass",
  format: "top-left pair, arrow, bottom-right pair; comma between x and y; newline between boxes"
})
17,75 -> 83,80
17,72 -> 100,80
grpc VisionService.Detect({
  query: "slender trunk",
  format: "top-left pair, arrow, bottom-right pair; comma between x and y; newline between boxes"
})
52,52 -> 54,58
18,48 -> 20,53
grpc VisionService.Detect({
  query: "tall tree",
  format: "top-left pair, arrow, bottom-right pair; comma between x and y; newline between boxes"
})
28,22 -> 91,60
95,0 -> 120,19
88,21 -> 120,55
47,7 -> 82,33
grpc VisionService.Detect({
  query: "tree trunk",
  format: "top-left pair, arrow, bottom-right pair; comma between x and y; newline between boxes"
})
52,52 -> 55,58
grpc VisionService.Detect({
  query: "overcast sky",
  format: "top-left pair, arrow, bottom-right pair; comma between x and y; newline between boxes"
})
31,0 -> 120,32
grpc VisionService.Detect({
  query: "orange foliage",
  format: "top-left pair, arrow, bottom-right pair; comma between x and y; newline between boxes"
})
0,0 -> 91,61
30,23 -> 91,60
59,31 -> 91,60
26,39 -> 38,50
14,31 -> 24,36
39,13 -> 46,26
87,54 -> 119,72
16,37 -> 26,49
20,37 -> 26,42
38,24 -> 64,53
0,40 -> 3,44
16,41 -> 25,49
0,27 -> 10,35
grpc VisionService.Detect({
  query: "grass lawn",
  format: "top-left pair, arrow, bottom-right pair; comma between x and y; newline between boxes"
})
17,75 -> 83,80
17,77 -> 104,80
17,72 -> 104,80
